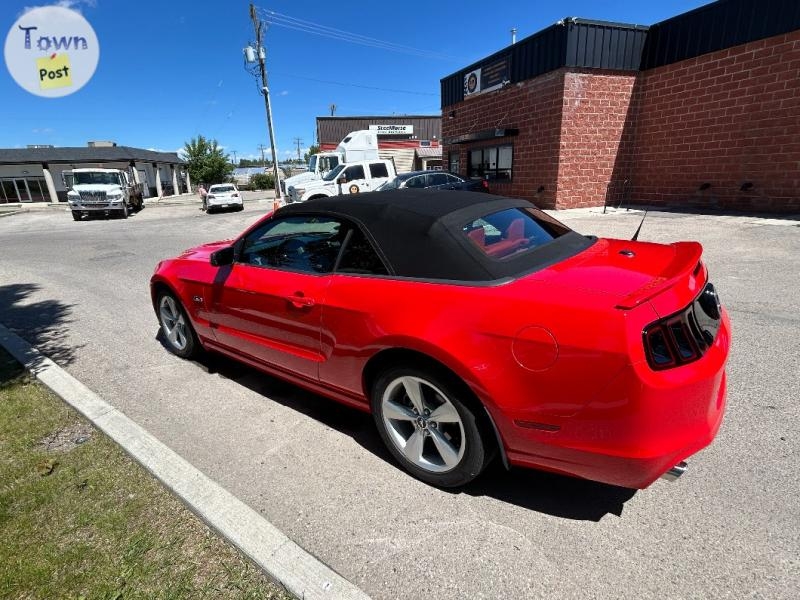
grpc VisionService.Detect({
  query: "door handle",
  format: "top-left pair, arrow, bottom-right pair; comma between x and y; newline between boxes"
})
284,293 -> 315,308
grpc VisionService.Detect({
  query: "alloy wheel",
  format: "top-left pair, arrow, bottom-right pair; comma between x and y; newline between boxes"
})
381,375 -> 466,473
159,295 -> 189,351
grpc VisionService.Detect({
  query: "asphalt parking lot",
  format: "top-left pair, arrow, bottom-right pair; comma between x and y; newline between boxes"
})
0,199 -> 798,599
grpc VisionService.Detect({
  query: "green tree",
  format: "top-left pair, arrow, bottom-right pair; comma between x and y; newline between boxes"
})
237,158 -> 261,168
303,144 -> 320,163
182,135 -> 234,186
249,172 -> 275,190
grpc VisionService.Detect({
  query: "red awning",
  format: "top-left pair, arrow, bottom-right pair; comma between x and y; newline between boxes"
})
415,146 -> 442,158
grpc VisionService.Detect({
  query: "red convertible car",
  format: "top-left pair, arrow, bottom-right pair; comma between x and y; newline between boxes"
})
151,191 -> 730,489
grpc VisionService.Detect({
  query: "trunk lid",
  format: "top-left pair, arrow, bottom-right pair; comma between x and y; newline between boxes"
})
529,238 -> 705,309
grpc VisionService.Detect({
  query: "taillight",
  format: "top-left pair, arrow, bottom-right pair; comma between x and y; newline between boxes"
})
645,326 -> 676,368
643,283 -> 721,370
481,179 -> 489,190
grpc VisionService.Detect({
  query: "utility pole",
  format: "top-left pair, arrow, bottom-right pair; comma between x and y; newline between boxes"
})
249,3 -> 282,200
293,137 -> 303,161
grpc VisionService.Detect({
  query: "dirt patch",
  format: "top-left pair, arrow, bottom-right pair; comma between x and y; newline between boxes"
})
38,422 -> 94,453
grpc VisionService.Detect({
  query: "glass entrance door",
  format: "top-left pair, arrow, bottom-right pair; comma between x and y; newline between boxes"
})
1,180 -> 21,203
14,179 -> 32,202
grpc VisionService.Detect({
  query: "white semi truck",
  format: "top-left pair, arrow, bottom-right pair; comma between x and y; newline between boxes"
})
282,130 -> 379,197
65,168 -> 144,220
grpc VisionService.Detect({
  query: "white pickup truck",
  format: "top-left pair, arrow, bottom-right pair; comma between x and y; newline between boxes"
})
287,158 -> 396,203
66,168 -> 144,220
282,130 -> 380,196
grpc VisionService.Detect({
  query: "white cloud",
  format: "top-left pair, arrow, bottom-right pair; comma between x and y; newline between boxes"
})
280,90 -> 289,96
32,127 -> 55,134
55,0 -> 97,9
21,0 -> 97,16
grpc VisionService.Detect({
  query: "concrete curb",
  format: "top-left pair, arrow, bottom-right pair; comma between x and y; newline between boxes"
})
0,209 -> 28,218
0,324 -> 371,600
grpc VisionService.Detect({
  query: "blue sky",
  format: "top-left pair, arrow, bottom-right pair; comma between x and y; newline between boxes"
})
1,0 -> 712,162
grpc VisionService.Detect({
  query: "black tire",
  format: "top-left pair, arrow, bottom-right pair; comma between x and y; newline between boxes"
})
72,211 -> 82,221
371,365 -> 490,488
156,291 -> 199,359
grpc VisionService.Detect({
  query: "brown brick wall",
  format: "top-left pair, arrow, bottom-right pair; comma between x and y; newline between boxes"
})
621,29 -> 800,212
557,71 -> 637,209
442,69 -> 565,209
442,29 -> 799,212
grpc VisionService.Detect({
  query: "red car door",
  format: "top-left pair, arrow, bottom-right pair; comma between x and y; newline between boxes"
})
208,215 -> 344,381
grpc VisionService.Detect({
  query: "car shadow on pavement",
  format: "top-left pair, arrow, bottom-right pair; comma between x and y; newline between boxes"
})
459,462 -> 636,521
185,347 -> 637,522
0,283 -> 80,377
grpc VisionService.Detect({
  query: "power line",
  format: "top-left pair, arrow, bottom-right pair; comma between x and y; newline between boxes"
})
256,7 -> 459,61
271,71 -> 438,96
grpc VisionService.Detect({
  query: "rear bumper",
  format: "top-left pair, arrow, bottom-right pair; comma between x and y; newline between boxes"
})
207,198 -> 243,208
502,312 -> 730,488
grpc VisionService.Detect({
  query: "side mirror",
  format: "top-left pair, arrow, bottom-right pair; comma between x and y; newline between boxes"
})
336,176 -> 347,184
210,246 -> 235,267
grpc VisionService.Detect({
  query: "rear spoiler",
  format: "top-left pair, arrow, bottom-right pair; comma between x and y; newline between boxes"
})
615,242 -> 704,310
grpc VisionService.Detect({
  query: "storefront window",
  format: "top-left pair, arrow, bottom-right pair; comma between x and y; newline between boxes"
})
0,177 -> 51,203
27,178 -> 48,202
467,145 -> 513,181
449,151 -> 460,174
0,180 -> 19,203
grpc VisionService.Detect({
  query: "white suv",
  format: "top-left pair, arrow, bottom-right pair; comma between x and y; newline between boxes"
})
205,184 -> 244,213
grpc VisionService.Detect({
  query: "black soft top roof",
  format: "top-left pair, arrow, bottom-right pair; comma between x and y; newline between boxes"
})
276,190 -> 592,281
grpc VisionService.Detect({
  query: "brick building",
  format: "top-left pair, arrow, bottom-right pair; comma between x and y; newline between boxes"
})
441,0 -> 800,212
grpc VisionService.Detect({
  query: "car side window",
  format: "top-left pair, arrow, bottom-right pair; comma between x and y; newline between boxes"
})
405,176 -> 425,189
336,228 -> 388,275
239,216 -> 344,274
343,165 -> 365,181
369,163 -> 389,178
429,173 -> 449,186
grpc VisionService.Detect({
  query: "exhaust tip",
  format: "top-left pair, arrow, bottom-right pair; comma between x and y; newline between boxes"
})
661,461 -> 688,482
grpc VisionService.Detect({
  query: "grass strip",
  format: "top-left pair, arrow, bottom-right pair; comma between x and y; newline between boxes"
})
0,347 -> 292,600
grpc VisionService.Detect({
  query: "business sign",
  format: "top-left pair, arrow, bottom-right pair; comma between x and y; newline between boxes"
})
4,5 -> 99,98
369,124 -> 414,135
463,56 -> 511,97
463,68 -> 481,96
481,57 -> 510,93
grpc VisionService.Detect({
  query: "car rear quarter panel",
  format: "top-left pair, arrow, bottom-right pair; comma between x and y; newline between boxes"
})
317,274 -> 643,423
